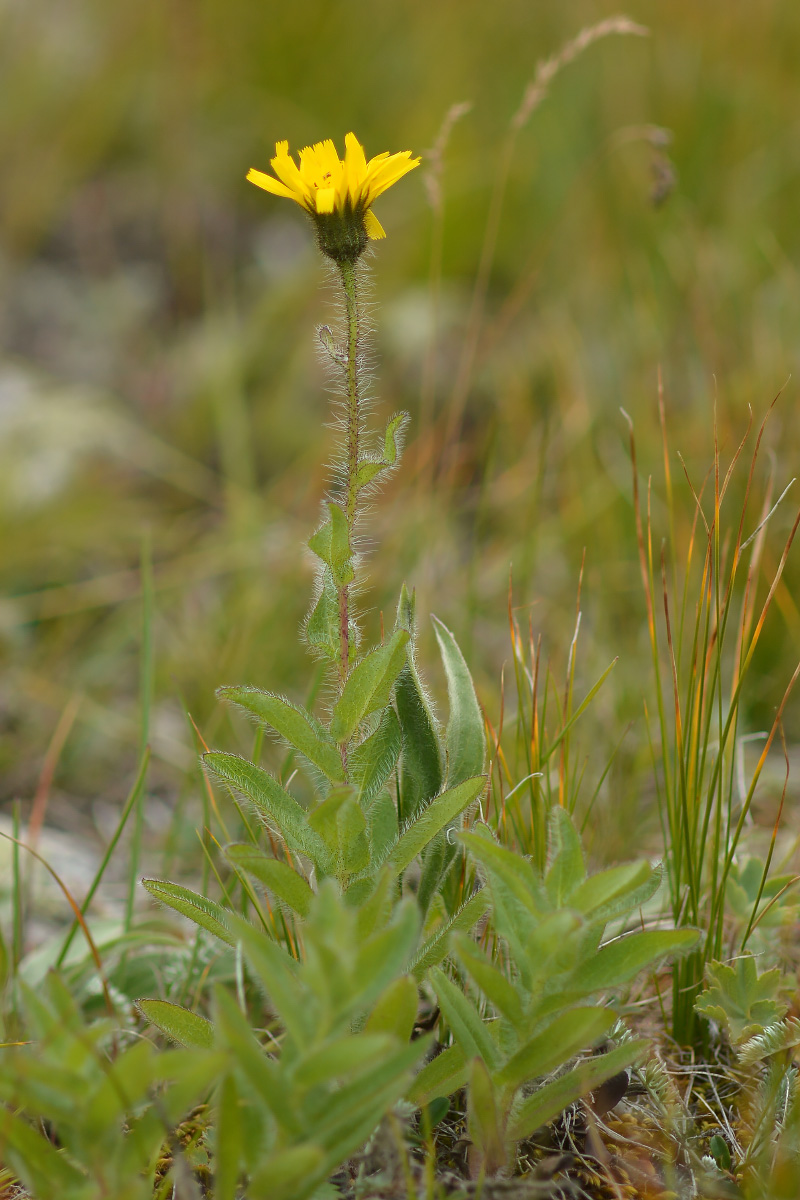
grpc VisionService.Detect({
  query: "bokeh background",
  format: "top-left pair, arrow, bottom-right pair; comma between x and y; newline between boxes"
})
3,0 -> 800,863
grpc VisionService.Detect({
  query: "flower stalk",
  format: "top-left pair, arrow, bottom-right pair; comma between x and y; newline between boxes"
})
338,257 -> 360,692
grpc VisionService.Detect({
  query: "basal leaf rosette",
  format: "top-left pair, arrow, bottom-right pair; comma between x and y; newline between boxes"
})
247,133 -> 420,262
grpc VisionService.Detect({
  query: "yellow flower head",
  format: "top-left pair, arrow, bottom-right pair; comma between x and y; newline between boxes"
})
247,133 -> 420,262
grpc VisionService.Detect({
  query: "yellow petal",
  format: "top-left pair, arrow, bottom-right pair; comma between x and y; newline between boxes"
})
344,132 -> 368,202
271,145 -> 309,201
246,168 -> 298,202
315,186 -> 336,213
365,152 -> 420,204
364,208 -> 386,240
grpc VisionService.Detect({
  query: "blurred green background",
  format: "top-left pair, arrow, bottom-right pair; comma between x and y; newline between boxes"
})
2,0 -> 799,855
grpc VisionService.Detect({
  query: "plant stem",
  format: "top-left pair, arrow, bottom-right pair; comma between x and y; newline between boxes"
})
337,258 -> 361,694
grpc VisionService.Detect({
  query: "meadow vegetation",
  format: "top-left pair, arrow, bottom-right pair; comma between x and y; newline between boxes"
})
2,2 -> 800,1196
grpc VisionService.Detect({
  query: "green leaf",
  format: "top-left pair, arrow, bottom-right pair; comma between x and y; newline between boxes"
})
215,1073 -> 243,1200
248,1145 -> 326,1200
306,567 -> 340,662
142,878 -> 235,946
432,614 -> 486,787
367,791 -> 398,866
329,630 -> 409,743
495,1007 -> 617,1091
366,975 -> 419,1042
409,890 -> 490,980
349,706 -> 403,804
416,832 -> 452,917
430,966 -> 501,1070
214,986 -> 298,1134
225,844 -> 314,918
567,928 -> 700,998
0,1106 -> 87,1197
355,411 -> 409,490
407,1043 -> 468,1107
356,901 -> 421,1007
205,752 -> 333,869
695,955 -> 789,1044
216,689 -> 344,782
453,933 -> 524,1026
226,914 -> 310,1048
385,776 -> 486,878
294,1033 -> 395,1088
468,1056 -> 506,1176
570,860 -> 662,924
308,787 -> 370,875
545,806 -> 586,905
136,998 -> 215,1049
310,1037 -> 426,1157
308,501 -> 353,586
506,1040 -> 647,1144
395,585 -> 443,823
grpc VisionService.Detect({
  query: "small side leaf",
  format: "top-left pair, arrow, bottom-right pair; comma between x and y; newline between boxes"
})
142,879 -> 234,946
224,844 -> 313,918
136,998 -> 215,1049
355,411 -> 409,490
308,501 -> 353,587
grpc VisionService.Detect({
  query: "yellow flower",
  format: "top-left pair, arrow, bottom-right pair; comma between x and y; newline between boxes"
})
247,133 -> 420,261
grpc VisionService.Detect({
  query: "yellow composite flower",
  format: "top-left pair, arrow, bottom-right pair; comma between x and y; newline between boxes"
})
247,133 -> 420,261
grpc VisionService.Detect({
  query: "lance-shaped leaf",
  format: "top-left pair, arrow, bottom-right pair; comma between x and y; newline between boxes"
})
494,1007 -> 616,1091
407,1043 -> 468,1107
452,932 -> 524,1026
468,1056 -> 506,1177
136,999 -> 215,1050
248,1145 -> 326,1200
355,411 -> 409,490
385,775 -> 486,878
330,630 -> 409,743
430,966 -> 501,1070
142,879 -> 235,946
409,889 -> 490,980
205,752 -> 333,869
366,975 -> 419,1042
395,585 -> 443,822
349,705 -> 402,804
227,913 -> 310,1048
545,806 -> 586,906
308,501 -> 353,586
432,614 -> 485,787
225,844 -> 314,918
506,1040 -> 647,1144
215,690 -> 344,782
570,860 -> 660,924
566,928 -> 700,998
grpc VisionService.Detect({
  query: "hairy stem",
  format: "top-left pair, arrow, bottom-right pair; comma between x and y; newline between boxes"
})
337,258 -> 361,698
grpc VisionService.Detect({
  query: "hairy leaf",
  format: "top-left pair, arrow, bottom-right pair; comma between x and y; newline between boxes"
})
432,614 -> 486,787
225,844 -> 313,917
142,878 -> 234,946
205,752 -> 332,869
216,689 -> 343,782
136,998 -> 215,1049
330,630 -> 409,743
